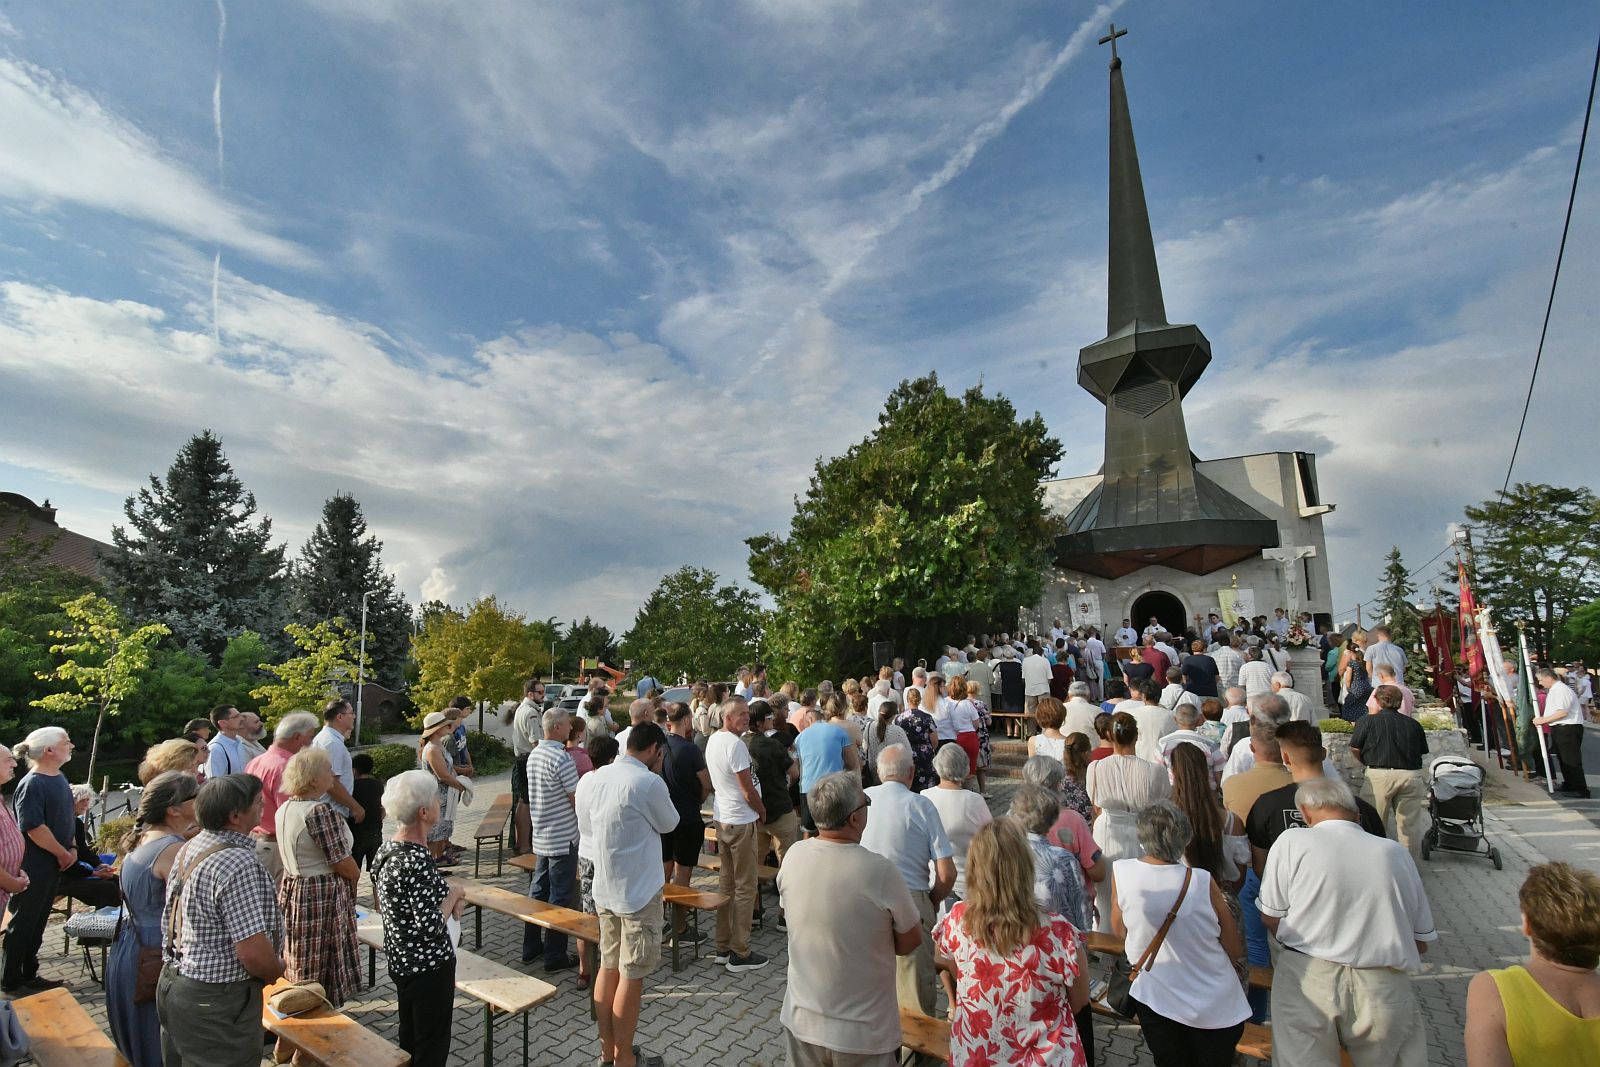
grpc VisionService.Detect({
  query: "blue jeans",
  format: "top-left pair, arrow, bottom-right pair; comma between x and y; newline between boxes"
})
523,842 -> 577,966
1240,868 -> 1270,1022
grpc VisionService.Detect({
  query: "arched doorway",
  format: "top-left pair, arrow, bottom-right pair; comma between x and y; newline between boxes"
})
1130,590 -> 1186,637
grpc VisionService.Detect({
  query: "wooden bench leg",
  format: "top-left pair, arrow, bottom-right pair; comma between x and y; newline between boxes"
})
669,904 -> 681,973
368,945 -> 377,988
483,1002 -> 495,1067
474,839 -> 484,879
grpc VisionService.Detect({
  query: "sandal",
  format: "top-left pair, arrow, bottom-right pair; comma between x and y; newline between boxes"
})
575,973 -> 590,991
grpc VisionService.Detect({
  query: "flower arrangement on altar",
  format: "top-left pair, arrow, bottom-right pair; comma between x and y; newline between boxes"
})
1284,620 -> 1313,648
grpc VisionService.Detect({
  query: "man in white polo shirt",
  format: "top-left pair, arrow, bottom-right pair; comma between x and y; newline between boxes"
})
1270,672 -> 1319,724
1534,668 -> 1591,799
1258,777 -> 1436,1066
576,723 -> 680,1067
705,698 -> 769,972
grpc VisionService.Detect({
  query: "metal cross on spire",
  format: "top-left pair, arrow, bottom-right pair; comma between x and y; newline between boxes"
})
1098,22 -> 1127,63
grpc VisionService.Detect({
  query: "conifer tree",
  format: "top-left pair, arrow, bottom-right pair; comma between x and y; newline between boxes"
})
105,431 -> 286,662
292,493 -> 412,687
1373,546 -> 1427,688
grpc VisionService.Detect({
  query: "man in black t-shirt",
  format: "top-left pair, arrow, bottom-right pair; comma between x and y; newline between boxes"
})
1247,721 -> 1384,874
660,703 -> 710,939
1181,640 -> 1221,698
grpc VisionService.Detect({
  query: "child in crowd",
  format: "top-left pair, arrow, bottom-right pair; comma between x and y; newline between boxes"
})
350,753 -> 385,871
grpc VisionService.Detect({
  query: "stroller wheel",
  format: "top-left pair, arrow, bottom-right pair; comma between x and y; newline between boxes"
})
1491,847 -> 1502,871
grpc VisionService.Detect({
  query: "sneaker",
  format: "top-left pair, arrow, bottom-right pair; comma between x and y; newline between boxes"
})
726,951 -> 769,972
776,916 -> 788,933
710,950 -> 733,966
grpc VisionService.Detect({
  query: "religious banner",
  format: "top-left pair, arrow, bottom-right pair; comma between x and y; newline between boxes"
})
1419,609 -> 1456,701
1457,562 -> 1485,675
1218,588 -> 1255,626
1069,592 -> 1101,633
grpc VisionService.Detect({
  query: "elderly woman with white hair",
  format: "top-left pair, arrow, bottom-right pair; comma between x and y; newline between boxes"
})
276,746 -> 361,1026
59,783 -> 120,908
922,745 -> 991,913
3,726 -> 76,994
373,770 -> 467,1067
1111,801 -> 1250,1067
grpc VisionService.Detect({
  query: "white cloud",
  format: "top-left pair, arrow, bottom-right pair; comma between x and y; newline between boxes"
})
0,58 -> 308,267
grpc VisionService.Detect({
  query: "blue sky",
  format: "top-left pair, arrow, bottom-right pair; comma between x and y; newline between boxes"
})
1,2 -> 1595,632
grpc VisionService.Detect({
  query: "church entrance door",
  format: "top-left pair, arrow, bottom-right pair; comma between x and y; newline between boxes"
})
1130,591 -> 1185,637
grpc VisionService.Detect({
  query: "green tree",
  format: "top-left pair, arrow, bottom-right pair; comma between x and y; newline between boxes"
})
250,619 -> 366,724
622,566 -> 765,682
0,562 -> 99,736
291,494 -> 412,687
31,593 -> 170,786
1556,600 -> 1600,664
1372,546 -> 1428,688
104,431 -> 287,663
1463,484 -> 1600,658
747,373 -> 1062,680
562,616 -> 618,674
411,596 -> 544,717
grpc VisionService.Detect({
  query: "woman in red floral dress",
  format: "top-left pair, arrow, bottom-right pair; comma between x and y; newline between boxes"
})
934,817 -> 1090,1067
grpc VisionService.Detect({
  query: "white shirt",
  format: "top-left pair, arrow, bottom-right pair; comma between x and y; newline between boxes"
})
1364,640 -> 1407,681
1086,637 -> 1108,663
859,781 -> 954,894
1575,674 -> 1594,703
1021,654 -> 1053,697
1275,686 -> 1319,724
705,730 -> 760,825
575,754 -> 680,914
1127,701 -> 1177,763
1158,683 -> 1186,711
1115,860 -> 1251,1028
1238,661 -> 1274,698
1543,680 -> 1584,726
1257,820 -> 1436,971
205,733 -> 248,779
1142,624 -> 1164,637
1268,616 -> 1290,637
1062,698 -> 1100,744
1156,730 -> 1224,779
922,786 -> 993,897
1211,646 -> 1242,689
1221,743 -> 1338,784
1154,641 -> 1180,666
310,724 -> 354,817
511,697 -> 543,757
1114,628 -> 1139,647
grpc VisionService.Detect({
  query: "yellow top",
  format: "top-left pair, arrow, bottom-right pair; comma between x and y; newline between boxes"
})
1489,965 -> 1600,1066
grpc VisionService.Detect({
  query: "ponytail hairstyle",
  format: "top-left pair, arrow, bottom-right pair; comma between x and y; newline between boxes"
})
1063,732 -> 1091,781
1111,711 -> 1139,747
13,726 -> 70,771
116,769 -> 200,855
875,700 -> 899,743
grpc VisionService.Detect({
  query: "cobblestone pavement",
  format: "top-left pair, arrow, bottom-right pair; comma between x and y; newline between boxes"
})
20,749 -> 1597,1066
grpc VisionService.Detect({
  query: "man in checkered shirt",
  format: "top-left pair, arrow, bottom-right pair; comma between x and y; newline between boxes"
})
158,774 -> 285,1067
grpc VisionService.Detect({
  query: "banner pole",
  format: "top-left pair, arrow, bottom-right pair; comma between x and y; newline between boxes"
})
1520,628 -> 1555,795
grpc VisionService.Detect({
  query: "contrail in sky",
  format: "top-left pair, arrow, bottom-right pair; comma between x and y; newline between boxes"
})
735,0 -> 1126,386
211,0 -> 226,344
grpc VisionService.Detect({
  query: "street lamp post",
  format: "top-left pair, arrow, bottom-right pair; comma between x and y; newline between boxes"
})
355,588 -> 376,745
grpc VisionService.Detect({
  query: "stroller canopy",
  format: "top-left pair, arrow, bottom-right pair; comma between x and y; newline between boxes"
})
1429,756 -> 1484,803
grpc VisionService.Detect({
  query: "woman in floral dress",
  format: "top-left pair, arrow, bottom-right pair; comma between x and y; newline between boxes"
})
894,687 -> 939,792
934,817 -> 1089,1067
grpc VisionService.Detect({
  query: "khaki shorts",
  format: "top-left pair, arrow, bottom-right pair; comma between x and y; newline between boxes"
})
598,891 -> 663,980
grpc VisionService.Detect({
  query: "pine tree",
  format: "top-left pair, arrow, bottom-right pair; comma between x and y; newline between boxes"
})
1373,546 -> 1427,688
104,431 -> 287,662
292,494 -> 412,687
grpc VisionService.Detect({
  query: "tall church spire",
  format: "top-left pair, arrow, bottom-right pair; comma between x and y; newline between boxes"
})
1105,38 -> 1167,332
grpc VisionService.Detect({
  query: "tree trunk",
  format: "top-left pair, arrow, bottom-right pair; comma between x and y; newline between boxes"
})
86,697 -> 110,788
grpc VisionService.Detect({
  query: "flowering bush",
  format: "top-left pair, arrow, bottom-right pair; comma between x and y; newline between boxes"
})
1284,621 -> 1313,648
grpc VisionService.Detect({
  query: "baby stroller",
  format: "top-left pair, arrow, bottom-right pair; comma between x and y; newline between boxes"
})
1421,755 -> 1501,869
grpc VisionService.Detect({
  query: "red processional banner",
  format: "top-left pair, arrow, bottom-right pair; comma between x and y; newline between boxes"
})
1457,561 -> 1485,676
1419,610 -> 1456,700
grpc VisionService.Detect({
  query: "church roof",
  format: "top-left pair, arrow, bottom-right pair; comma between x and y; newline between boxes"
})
0,492 -> 113,580
1055,33 -> 1278,578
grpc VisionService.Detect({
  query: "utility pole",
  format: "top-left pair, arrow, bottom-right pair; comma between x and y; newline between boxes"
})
355,588 -> 375,745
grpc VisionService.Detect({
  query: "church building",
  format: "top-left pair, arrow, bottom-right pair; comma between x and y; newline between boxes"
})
1033,31 -> 1334,639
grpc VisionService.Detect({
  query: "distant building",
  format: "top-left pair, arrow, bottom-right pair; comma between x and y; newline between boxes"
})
0,493 -> 114,581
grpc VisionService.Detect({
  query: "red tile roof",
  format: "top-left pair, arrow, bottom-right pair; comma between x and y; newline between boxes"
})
0,493 -> 114,581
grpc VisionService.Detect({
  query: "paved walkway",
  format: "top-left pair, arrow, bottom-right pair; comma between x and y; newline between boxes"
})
20,746 -> 1596,1066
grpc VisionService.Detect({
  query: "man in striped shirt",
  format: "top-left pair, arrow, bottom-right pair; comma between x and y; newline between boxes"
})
524,708 -> 581,971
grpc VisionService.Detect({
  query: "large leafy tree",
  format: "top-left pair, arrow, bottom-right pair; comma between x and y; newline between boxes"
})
411,596 -> 545,717
1556,600 -> 1600,664
1372,547 -> 1428,687
0,558 -> 99,736
1463,483 -> 1600,659
104,431 -> 287,662
748,373 -> 1063,680
291,493 -> 412,687
622,566 -> 765,683
250,619 -> 366,724
32,594 -> 170,786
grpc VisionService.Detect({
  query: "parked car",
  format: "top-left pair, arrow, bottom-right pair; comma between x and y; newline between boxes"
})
660,686 -> 693,706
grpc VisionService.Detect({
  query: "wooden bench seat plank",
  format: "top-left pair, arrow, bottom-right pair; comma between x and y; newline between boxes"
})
472,794 -> 516,877
10,987 -> 130,1067
449,877 -> 600,943
357,921 -> 558,1015
262,978 -> 409,1067
695,852 -> 779,880
664,884 -> 728,910
1085,930 -> 1271,990
898,1008 -> 950,1061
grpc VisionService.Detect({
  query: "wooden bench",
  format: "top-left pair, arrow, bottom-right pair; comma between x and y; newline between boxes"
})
449,876 -> 600,951
261,977 -> 409,1067
9,987 -> 130,1067
472,793 -> 516,877
506,854 -> 728,971
359,919 -> 556,1067
898,1008 -> 950,1063
1084,930 -> 1273,990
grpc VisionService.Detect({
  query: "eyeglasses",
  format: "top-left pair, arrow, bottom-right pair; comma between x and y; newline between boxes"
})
852,797 -> 872,816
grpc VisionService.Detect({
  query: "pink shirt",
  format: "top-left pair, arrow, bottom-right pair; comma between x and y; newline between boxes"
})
1048,808 -> 1102,877
567,745 -> 595,777
245,744 -> 294,835
1365,684 -> 1417,717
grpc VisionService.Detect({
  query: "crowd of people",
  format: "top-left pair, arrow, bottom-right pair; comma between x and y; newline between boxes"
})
0,617 -> 1594,1067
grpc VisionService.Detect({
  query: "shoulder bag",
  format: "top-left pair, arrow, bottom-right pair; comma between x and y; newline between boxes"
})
1104,866 -> 1193,1018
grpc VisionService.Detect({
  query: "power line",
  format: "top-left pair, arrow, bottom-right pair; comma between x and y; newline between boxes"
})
1501,31 -> 1600,496
1330,540 -> 1457,623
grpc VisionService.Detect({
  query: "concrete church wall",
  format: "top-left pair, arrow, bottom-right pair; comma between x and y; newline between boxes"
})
1031,451 -> 1333,635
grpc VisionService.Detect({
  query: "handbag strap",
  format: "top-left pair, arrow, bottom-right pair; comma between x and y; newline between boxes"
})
1128,867 -> 1194,979
165,840 -> 246,953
